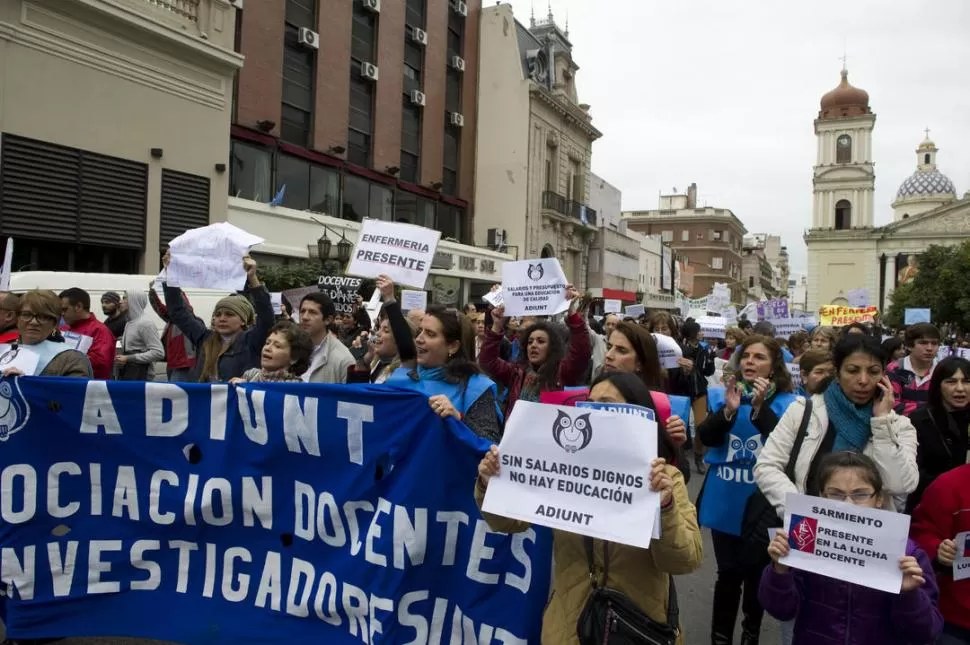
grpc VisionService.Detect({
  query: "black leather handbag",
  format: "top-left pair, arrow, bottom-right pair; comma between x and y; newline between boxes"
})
577,538 -> 679,645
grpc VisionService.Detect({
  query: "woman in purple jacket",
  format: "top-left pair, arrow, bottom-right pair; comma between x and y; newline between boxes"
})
759,451 -> 942,645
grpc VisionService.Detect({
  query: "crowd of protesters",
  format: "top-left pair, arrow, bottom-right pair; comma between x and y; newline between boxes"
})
3,254 -> 970,645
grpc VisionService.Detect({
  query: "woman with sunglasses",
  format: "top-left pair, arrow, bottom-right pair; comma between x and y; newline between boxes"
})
0,289 -> 92,377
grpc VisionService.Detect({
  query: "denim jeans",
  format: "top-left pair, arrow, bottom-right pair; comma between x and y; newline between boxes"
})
779,619 -> 794,645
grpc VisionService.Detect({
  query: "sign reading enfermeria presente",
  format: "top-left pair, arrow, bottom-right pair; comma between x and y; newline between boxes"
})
482,401 -> 659,548
345,218 -> 441,288
0,379 -> 551,643
780,492 -> 909,593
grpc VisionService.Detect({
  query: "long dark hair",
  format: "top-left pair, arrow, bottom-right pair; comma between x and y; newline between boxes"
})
422,305 -> 481,383
589,371 -> 676,464
609,321 -> 666,390
929,356 -> 970,415
738,334 -> 794,393
518,321 -> 565,389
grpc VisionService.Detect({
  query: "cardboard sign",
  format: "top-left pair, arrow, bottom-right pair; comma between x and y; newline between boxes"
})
401,290 -> 427,312
787,363 -> 801,389
625,304 -> 645,318
500,258 -> 569,317
482,401 -> 659,548
904,308 -> 931,325
482,288 -> 504,308
603,299 -> 622,314
780,492 -> 909,593
0,344 -> 40,376
314,276 -> 363,315
345,218 -> 441,289
818,306 -> 878,327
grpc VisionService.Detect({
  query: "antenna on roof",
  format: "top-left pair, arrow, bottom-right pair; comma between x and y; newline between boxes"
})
530,1 -> 535,27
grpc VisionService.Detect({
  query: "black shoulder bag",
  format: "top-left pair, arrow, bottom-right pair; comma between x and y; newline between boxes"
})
576,537 -> 678,645
739,398 -> 813,562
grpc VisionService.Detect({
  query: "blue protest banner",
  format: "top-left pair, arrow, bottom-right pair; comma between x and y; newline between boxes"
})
0,378 -> 551,643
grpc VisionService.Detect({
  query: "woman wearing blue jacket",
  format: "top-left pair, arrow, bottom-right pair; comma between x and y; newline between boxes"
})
696,334 -> 797,645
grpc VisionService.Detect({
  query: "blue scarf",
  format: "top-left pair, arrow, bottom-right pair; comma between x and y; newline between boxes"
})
417,365 -> 448,382
823,380 -> 873,452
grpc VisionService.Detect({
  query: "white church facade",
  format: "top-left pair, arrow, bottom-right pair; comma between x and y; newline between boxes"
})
805,70 -> 970,313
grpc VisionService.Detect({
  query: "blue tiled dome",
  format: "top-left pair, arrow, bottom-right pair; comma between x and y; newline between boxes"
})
896,169 -> 956,200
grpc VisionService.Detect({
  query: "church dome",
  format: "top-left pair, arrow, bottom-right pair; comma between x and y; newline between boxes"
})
896,169 -> 956,200
819,70 -> 871,120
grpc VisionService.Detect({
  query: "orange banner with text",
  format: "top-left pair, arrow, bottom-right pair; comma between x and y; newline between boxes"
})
819,306 -> 878,327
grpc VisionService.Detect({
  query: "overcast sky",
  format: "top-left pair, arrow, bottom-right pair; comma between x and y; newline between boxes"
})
505,0 -> 970,275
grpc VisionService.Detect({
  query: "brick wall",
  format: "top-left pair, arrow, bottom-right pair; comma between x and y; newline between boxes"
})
235,1 -> 285,136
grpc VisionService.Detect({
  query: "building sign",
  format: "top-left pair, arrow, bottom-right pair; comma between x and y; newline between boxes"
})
432,251 -> 454,270
481,259 -> 496,274
460,256 -> 476,271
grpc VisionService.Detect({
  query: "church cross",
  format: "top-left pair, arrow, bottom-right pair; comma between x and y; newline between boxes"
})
924,127 -> 931,139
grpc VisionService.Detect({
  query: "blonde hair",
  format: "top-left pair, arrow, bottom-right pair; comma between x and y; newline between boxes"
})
725,327 -> 747,343
19,290 -> 60,321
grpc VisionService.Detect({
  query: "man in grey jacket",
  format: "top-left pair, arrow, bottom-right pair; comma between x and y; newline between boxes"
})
299,292 -> 355,384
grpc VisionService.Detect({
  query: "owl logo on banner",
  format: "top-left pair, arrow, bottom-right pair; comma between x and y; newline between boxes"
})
552,410 -> 592,453
527,263 -> 544,281
726,433 -> 763,463
789,515 -> 818,553
0,379 -> 30,442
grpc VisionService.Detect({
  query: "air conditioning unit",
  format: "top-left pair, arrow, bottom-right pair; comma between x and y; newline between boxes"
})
298,27 -> 319,50
362,0 -> 380,12
410,90 -> 426,107
451,55 -> 465,72
360,61 -> 379,81
411,27 -> 428,46
449,112 -> 464,127
453,1 -> 468,17
230,0 -> 243,9
487,228 -> 507,249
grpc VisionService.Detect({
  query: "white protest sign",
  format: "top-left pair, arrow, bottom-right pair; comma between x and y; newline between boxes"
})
0,344 -> 40,376
401,290 -> 427,312
721,306 -> 738,325
787,363 -> 801,390
345,218 -> 441,289
625,304 -> 645,318
167,222 -> 264,291
697,316 -> 726,339
364,288 -> 382,328
773,319 -> 806,338
500,258 -> 569,317
270,292 -> 283,315
603,299 -> 622,314
482,287 -> 503,308
710,357 -> 729,387
708,284 -> 731,312
62,331 -> 94,355
780,492 -> 909,593
482,400 -> 659,548
653,333 -> 683,369
953,531 -> 970,581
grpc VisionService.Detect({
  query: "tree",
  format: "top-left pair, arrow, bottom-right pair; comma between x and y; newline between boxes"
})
257,262 -> 323,292
885,241 -> 970,329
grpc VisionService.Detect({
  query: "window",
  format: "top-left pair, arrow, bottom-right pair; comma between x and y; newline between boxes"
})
445,70 -> 462,114
712,257 -> 723,270
281,2 -> 317,146
394,190 -> 435,228
342,174 -> 393,222
713,230 -> 722,241
924,153 -> 931,165
406,0 -> 425,28
276,154 -> 311,210
347,128 -> 371,167
310,165 -> 340,215
229,141 -> 272,201
836,134 -> 852,164
443,124 -> 460,195
401,97 -> 422,183
681,230 -> 689,242
437,203 -> 463,241
835,199 -> 851,230
348,60 -> 374,166
351,3 -> 376,62
661,230 -> 673,242
400,152 -> 419,184
696,231 -> 704,240
749,276 -> 754,289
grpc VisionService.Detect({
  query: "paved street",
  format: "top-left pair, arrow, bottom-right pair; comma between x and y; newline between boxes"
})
1,466 -> 780,645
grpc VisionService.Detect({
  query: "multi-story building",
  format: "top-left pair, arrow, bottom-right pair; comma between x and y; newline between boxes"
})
788,275 -> 809,312
622,227 -> 679,310
226,0 -> 509,304
587,173 -> 637,302
0,0 -> 243,273
741,234 -> 787,301
473,4 -> 601,289
622,183 -> 747,301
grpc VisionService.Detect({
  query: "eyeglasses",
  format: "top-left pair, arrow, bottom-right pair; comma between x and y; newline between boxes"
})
18,311 -> 57,325
822,490 -> 877,503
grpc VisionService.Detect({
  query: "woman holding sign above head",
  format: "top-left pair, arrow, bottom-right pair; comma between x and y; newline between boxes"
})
384,304 -> 503,442
0,290 -> 92,378
762,451 -> 942,645
475,371 -> 703,645
479,286 -> 591,418
695,334 -> 797,645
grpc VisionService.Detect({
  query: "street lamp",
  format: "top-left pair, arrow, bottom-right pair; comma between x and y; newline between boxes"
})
307,222 -> 353,272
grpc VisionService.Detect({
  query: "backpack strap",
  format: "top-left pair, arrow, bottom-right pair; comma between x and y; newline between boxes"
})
784,398 -> 813,482
667,576 -> 679,631
583,536 -> 607,588
649,390 -> 672,427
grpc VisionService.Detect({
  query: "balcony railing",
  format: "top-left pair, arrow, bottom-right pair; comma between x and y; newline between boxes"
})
144,0 -> 200,21
541,190 -> 598,227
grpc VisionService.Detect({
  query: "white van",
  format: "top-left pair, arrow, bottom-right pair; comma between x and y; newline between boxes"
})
8,272 -> 239,379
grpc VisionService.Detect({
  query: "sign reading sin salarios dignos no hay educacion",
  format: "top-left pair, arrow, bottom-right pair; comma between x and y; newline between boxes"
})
818,306 -> 878,327
500,258 -> 569,317
345,218 -> 441,289
482,401 -> 660,548
780,492 -> 910,593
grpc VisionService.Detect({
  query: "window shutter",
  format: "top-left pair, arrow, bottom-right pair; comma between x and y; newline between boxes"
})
160,169 -> 210,247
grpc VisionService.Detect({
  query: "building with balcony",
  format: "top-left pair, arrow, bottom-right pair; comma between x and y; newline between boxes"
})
586,173 -> 637,302
0,0 -> 242,273
622,183 -> 748,301
473,4 -> 601,289
742,234 -> 788,301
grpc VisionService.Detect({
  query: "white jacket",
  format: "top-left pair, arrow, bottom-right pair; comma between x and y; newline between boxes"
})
754,393 -> 918,515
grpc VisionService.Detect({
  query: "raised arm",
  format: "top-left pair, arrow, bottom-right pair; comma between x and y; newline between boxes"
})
479,305 -> 517,387
558,311 -> 592,386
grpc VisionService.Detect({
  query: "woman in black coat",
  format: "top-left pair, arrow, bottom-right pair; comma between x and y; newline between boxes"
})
907,356 -> 970,513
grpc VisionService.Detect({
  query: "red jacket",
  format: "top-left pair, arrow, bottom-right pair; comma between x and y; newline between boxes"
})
63,316 -> 116,380
480,312 -> 591,418
0,328 -> 18,345
148,288 -> 196,371
911,463 -> 970,630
